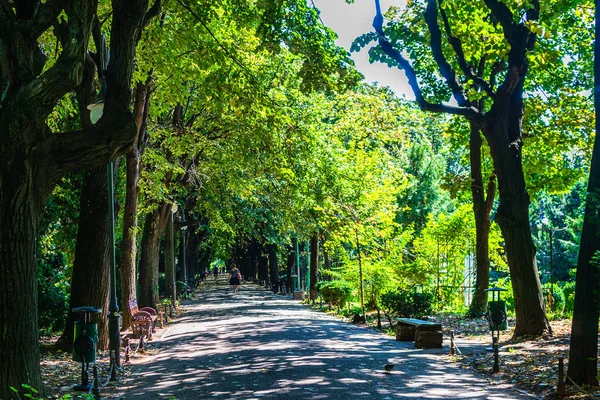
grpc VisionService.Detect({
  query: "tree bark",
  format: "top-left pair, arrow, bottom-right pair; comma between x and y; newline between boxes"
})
56,167 -> 111,352
0,176 -> 44,396
138,202 -> 170,309
267,243 -> 279,287
309,233 -> 319,300
567,3 -> 600,384
165,211 -> 177,305
259,247 -> 270,286
286,243 -> 295,293
119,80 -> 150,330
468,123 -> 495,317
483,105 -> 551,337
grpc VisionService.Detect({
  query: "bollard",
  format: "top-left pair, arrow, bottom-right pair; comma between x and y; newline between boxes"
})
557,356 -> 566,398
124,338 -> 130,363
92,365 -> 100,399
449,330 -> 455,356
492,336 -> 499,373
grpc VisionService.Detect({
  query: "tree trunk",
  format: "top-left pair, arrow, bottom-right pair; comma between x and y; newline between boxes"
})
267,243 -> 279,287
286,243 -> 295,293
356,229 -> 366,320
258,245 -> 269,284
119,80 -> 150,330
139,202 -> 170,309
567,6 -> 600,384
57,167 -> 111,352
468,123 -> 495,317
0,178 -> 44,396
309,233 -> 319,300
165,211 -> 177,305
483,106 -> 551,337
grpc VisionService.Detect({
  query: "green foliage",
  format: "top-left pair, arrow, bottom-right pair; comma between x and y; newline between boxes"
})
316,280 -> 353,311
381,289 -> 433,318
562,281 -> 576,315
37,252 -> 70,335
543,283 -> 565,315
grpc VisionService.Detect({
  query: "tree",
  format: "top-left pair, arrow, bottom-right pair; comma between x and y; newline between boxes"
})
567,0 -> 600,386
0,1 -> 159,396
364,0 -> 551,336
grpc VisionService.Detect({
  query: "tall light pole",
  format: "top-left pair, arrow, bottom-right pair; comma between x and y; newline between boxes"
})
88,35 -> 120,379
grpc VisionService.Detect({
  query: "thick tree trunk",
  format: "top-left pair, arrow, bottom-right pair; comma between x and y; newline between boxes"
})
267,244 -> 279,287
468,124 -> 495,317
309,233 -> 319,300
484,106 -> 551,337
165,212 -> 177,305
286,243 -> 295,293
567,8 -> 600,384
258,246 -> 269,285
119,81 -> 150,330
139,203 -> 170,309
0,178 -> 43,396
57,167 -> 111,352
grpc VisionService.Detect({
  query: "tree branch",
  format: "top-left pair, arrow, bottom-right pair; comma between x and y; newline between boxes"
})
482,0 -> 516,40
142,0 -> 161,31
27,0 -> 64,38
438,1 -> 496,100
424,0 -> 468,106
42,118 -> 138,183
0,0 -> 15,27
372,0 -> 484,122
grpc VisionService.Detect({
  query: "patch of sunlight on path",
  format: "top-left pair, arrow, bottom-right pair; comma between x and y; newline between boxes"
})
118,282 -> 534,399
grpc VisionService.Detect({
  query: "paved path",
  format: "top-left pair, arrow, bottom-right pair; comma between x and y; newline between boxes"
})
120,283 -> 534,399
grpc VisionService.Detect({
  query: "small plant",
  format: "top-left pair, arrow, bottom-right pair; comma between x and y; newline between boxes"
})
316,280 -> 353,312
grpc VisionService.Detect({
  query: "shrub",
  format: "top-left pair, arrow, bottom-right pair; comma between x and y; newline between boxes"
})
381,289 -> 433,318
543,283 -> 565,314
38,252 -> 70,335
562,281 -> 576,314
316,280 -> 353,311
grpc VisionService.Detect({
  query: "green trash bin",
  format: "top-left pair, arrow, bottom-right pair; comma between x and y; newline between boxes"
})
72,307 -> 102,363
487,300 -> 507,331
485,288 -> 508,331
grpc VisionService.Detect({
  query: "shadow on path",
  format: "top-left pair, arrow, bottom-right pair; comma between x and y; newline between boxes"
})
120,283 -> 532,399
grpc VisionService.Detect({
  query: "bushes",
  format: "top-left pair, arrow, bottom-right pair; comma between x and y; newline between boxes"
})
381,289 -> 433,318
562,281 -> 576,314
38,252 -> 70,335
316,280 -> 353,311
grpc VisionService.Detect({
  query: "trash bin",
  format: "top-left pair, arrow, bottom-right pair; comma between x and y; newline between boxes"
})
485,288 -> 507,331
72,306 -> 102,363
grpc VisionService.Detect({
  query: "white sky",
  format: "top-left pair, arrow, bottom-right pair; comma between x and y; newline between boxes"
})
312,0 -> 413,98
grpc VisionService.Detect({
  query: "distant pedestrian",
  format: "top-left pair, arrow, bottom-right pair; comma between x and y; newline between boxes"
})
213,265 -> 219,280
200,270 -> 206,282
229,264 -> 242,293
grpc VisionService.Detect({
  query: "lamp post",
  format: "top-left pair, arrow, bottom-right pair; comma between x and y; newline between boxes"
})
88,35 -> 120,380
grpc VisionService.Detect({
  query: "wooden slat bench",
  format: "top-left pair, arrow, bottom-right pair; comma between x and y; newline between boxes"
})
128,297 -> 158,349
396,318 -> 443,349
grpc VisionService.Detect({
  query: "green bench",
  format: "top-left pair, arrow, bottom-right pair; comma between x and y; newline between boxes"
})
396,318 -> 443,348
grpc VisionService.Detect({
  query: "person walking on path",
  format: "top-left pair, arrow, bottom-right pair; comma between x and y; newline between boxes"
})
229,264 -> 241,293
212,265 -> 219,280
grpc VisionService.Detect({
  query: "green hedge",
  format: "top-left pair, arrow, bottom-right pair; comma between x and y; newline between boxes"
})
381,290 -> 433,318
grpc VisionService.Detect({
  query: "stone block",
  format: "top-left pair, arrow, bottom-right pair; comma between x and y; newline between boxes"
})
415,330 -> 443,348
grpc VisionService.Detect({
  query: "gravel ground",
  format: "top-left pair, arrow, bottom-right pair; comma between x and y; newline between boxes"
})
118,282 -> 537,399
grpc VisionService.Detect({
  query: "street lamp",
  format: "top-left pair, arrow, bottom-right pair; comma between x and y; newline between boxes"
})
88,35 -> 120,380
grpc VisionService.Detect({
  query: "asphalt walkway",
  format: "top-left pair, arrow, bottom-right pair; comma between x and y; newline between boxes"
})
119,282 -> 534,399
